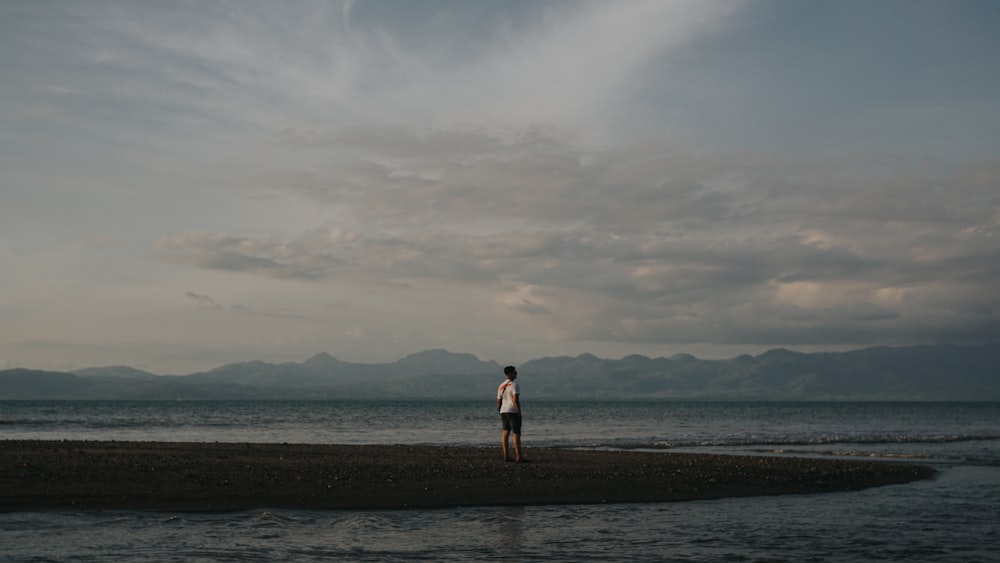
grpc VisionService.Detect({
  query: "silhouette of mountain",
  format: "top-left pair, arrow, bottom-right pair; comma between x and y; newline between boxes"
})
1,344 -> 997,401
72,366 -> 158,379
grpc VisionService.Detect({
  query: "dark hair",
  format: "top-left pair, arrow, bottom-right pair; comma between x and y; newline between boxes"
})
504,365 -> 517,375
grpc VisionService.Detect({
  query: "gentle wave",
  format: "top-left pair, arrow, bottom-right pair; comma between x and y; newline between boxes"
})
547,432 -> 1000,466
755,449 -> 935,459
647,433 -> 1000,449
546,433 -> 1000,456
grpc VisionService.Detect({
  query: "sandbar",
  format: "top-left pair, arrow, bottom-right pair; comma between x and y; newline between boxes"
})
0,440 -> 935,512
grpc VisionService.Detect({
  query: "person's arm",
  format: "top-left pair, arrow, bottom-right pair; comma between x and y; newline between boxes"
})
497,396 -> 503,411
512,393 -> 521,415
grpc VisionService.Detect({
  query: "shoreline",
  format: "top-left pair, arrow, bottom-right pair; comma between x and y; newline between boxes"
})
1,440 -> 936,512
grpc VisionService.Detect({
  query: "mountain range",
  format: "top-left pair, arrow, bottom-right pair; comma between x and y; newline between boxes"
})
1,344 -> 997,401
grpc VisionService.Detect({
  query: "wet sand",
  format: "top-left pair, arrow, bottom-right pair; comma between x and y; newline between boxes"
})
0,440 -> 935,512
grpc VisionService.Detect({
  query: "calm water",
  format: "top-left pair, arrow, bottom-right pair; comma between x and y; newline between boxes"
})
3,400 -> 999,561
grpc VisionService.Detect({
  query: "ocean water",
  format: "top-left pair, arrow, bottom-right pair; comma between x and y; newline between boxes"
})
2,400 -> 999,562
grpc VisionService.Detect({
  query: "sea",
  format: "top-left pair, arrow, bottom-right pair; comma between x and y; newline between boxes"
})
2,400 -> 999,562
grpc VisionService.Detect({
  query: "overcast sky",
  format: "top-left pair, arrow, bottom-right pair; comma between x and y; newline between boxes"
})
2,0 -> 998,373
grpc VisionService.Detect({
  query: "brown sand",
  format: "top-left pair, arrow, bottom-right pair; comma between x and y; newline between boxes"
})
0,440 -> 935,512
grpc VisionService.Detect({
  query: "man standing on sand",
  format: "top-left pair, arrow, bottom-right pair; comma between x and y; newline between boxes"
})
497,365 -> 523,462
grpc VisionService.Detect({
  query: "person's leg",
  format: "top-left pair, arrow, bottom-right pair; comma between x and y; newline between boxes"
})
513,431 -> 523,462
501,429 -> 511,461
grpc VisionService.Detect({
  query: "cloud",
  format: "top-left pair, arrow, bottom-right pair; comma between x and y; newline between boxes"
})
4,0 -> 998,372
156,125 -> 1000,349
407,0 -> 741,131
512,299 -> 552,316
183,289 -> 309,321
52,0 -> 739,140
186,291 -> 223,310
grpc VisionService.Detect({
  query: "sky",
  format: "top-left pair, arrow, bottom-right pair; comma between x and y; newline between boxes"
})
1,0 -> 998,374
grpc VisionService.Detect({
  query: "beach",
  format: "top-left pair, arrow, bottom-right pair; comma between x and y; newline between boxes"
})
0,440 -> 935,512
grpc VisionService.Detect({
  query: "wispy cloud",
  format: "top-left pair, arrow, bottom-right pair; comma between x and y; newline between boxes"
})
56,0 -> 738,138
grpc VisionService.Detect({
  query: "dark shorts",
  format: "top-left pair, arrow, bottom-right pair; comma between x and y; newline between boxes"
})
500,412 -> 522,434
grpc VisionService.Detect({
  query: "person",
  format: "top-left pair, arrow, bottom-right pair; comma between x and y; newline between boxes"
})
497,365 -> 523,462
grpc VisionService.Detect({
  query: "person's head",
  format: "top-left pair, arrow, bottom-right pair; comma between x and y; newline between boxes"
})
504,365 -> 517,380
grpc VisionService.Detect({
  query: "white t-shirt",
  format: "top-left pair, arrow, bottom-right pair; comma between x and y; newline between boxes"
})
497,379 -> 520,414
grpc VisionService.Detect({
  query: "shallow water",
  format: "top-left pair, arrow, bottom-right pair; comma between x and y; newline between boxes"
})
3,466 -> 997,562
2,400 -> 999,561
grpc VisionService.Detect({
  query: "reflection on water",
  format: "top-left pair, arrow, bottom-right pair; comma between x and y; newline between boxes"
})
495,505 -> 525,552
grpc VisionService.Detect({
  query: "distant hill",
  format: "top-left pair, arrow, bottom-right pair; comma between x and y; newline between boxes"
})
72,366 -> 158,379
1,344 -> 997,401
